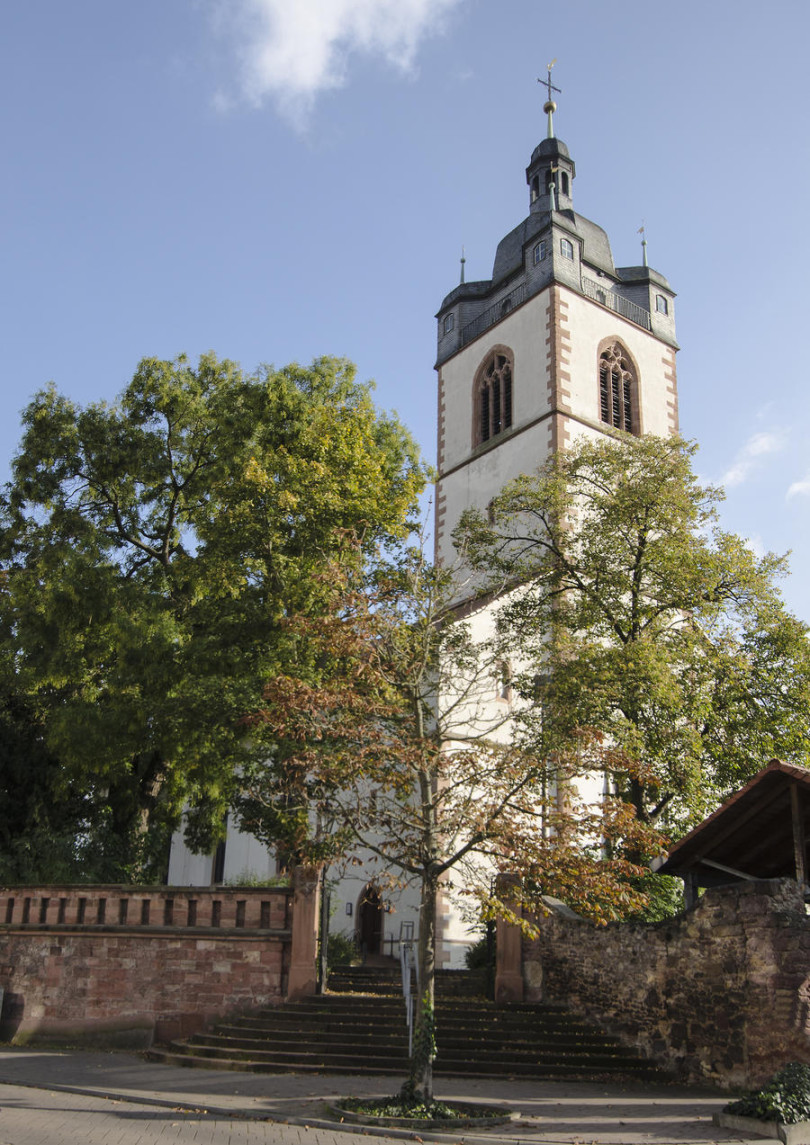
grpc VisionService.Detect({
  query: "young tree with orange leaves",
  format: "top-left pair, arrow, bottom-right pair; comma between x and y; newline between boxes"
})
238,539 -> 660,1101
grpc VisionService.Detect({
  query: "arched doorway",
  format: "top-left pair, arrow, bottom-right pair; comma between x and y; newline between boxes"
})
357,884 -> 383,959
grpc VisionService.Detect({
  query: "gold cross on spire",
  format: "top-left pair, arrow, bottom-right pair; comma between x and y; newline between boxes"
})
538,59 -> 561,138
538,58 -> 561,105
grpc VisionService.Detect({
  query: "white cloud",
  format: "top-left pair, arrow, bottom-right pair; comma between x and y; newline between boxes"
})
743,533 -> 766,559
215,0 -> 462,125
721,431 -> 786,489
787,474 -> 810,500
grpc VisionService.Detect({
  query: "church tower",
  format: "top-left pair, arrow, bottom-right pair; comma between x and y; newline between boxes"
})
434,81 -> 679,572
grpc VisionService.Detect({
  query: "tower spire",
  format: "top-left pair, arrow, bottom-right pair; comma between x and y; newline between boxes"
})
639,223 -> 648,267
538,58 -> 561,139
460,245 -> 466,285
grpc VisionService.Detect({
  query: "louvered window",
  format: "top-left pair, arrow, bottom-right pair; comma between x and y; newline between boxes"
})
477,351 -> 514,445
598,343 -> 637,434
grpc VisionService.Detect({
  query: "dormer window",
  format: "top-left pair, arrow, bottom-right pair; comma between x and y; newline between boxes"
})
560,238 -> 574,260
532,240 -> 547,265
443,313 -> 455,334
655,294 -> 669,315
475,349 -> 513,446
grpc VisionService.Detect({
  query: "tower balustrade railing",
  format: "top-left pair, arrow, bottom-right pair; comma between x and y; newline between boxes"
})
457,272 -> 651,355
582,277 -> 652,330
458,280 -> 538,348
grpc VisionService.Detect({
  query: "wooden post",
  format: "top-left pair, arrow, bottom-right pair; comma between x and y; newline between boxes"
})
790,783 -> 807,890
683,872 -> 697,910
494,874 -> 524,1004
287,865 -> 321,1000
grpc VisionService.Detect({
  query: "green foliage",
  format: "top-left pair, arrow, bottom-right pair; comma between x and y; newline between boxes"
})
400,992 -> 437,1104
726,1062 -> 810,1124
464,935 -> 492,969
338,1096 -> 501,1121
458,434 -> 810,840
326,930 -> 358,969
0,353 -> 426,878
222,870 -> 290,887
625,873 -> 684,921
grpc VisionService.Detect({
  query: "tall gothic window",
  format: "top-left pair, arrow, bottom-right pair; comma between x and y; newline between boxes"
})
599,342 -> 637,434
475,350 -> 513,445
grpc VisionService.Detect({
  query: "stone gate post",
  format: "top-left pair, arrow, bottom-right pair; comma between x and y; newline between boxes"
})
287,865 -> 321,1000
494,873 -> 524,1003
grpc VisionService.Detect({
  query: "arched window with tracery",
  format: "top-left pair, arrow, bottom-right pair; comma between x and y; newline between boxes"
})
598,342 -> 638,434
474,348 -> 513,446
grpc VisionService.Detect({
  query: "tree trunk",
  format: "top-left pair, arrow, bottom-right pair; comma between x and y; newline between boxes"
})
408,868 -> 437,1102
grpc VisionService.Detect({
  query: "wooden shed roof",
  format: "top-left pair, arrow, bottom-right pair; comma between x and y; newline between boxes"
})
653,760 -> 810,888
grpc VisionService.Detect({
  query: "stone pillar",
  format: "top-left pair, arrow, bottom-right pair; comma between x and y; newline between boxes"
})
287,865 -> 321,1000
494,874 -> 524,1004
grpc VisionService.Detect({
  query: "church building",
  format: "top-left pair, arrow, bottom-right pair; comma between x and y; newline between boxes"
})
434,81 -> 678,577
168,81 -> 680,969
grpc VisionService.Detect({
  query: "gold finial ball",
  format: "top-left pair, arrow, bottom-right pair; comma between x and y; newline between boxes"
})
544,100 -> 557,114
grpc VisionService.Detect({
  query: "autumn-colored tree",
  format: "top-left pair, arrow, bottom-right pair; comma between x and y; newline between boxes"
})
458,434 -> 810,842
0,354 -> 426,879
243,540 -> 660,1100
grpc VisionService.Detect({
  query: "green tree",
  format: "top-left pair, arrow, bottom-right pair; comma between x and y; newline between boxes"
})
0,354 -> 426,879
458,434 -> 810,839
243,540 -> 657,1101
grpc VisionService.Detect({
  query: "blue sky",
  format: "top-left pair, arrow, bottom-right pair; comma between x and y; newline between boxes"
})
2,1 -> 809,614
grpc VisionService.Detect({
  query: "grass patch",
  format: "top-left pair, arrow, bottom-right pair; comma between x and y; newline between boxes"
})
338,1096 -> 503,1121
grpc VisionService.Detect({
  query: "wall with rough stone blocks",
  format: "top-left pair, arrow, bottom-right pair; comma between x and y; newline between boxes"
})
523,879 -> 810,1088
0,885 -> 293,1047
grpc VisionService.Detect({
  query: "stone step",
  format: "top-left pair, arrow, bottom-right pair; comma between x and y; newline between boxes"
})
183,1031 -> 646,1066
148,966 -> 663,1082
229,1012 -> 616,1042
252,1001 -> 593,1033
190,1026 -> 620,1054
149,1044 -> 664,1081
327,967 -> 488,998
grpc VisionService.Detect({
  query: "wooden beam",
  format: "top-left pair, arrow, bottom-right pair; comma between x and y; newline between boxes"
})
698,857 -> 756,881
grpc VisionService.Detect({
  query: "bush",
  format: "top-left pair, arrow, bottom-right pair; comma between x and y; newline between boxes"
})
726,1062 -> 810,1124
626,872 -> 684,921
326,930 -> 358,969
464,935 -> 492,969
223,869 -> 290,887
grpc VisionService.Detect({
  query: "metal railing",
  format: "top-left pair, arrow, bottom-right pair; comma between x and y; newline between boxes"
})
455,272 -> 652,356
458,279 -> 541,348
582,277 -> 652,331
400,939 -> 419,1056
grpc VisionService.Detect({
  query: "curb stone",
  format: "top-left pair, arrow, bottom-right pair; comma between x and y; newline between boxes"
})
715,1111 -> 810,1144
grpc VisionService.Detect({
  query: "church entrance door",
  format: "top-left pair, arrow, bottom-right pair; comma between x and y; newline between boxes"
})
357,884 -> 383,958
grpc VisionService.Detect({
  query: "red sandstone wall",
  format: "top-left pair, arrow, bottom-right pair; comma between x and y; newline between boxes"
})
523,879 -> 810,1088
0,885 -> 293,1047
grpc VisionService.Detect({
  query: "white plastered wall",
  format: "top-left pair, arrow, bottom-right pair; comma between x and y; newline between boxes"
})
560,289 -> 674,436
437,285 -> 676,570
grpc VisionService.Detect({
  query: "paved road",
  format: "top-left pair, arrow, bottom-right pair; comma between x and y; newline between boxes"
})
0,1083 -> 403,1145
0,1048 -> 764,1145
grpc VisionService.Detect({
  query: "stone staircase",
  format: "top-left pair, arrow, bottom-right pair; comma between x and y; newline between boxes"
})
148,965 -> 662,1080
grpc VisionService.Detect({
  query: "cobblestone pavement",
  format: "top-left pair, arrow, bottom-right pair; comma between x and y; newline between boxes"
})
0,1049 -> 765,1145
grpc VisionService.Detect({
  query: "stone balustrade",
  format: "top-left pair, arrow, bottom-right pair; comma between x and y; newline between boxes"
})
0,884 -> 291,933
0,877 -> 320,1048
